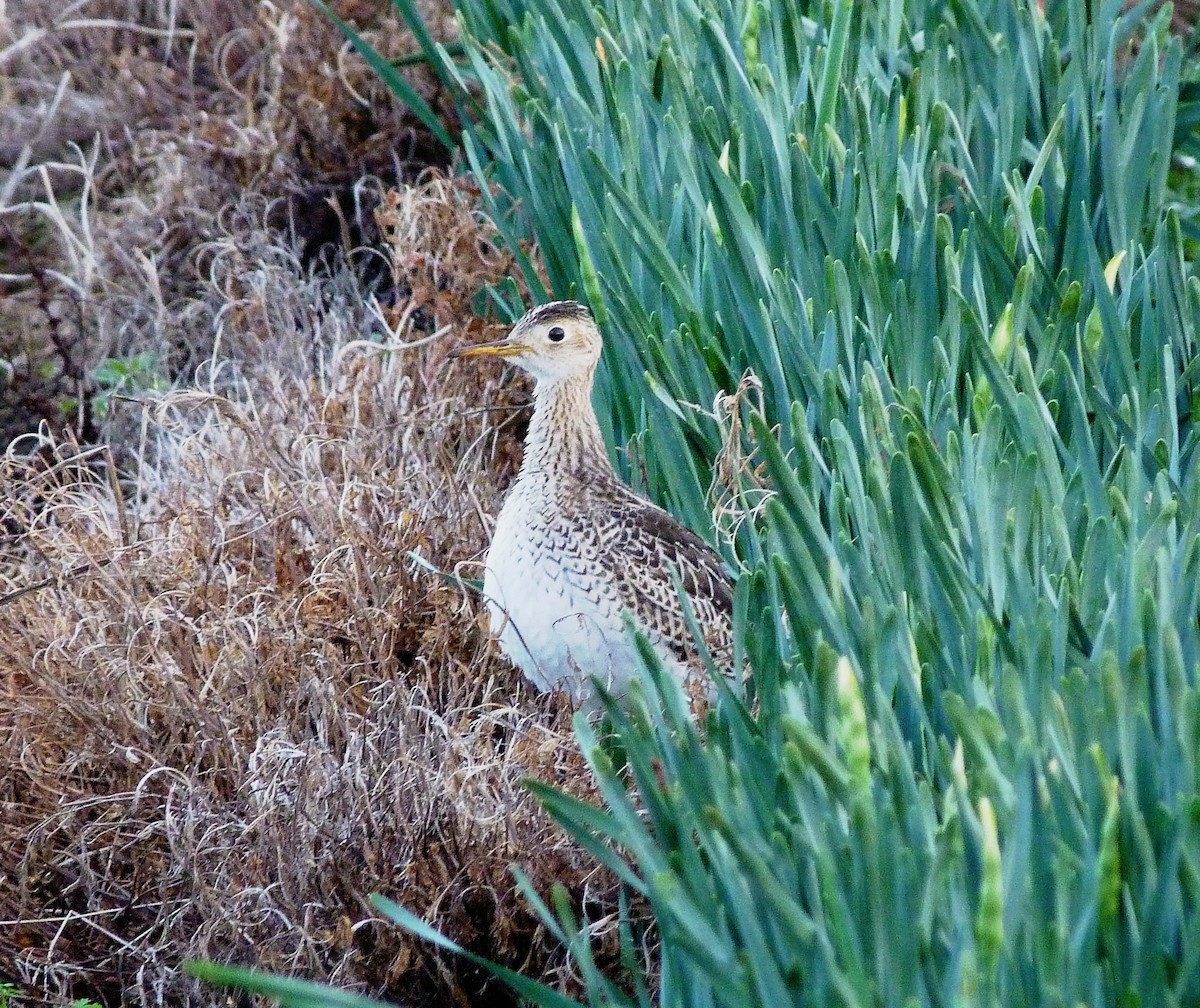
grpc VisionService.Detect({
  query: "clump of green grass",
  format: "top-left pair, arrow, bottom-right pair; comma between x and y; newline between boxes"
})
199,0 -> 1200,1004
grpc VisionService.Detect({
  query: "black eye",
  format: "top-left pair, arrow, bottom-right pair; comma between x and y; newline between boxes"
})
547,326 -> 565,342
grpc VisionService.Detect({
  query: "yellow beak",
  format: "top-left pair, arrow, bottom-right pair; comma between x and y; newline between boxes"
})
448,338 -> 528,360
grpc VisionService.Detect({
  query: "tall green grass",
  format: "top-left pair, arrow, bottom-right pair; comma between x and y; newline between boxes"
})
200,0 -> 1200,1003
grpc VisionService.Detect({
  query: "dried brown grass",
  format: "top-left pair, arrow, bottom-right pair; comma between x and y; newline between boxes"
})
0,0 -> 456,445
0,4 -> 629,1004
0,174 -> 625,1006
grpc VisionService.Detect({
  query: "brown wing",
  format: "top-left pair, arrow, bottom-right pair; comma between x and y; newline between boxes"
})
587,484 -> 734,671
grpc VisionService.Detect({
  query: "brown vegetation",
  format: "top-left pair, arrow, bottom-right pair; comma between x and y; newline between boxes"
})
1,3 -> 629,1006
0,0 -> 454,446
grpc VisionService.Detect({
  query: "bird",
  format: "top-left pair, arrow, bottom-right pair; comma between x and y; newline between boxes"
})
450,300 -> 734,709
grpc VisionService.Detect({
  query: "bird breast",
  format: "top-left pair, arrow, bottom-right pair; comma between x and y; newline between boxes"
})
482,479 -> 642,705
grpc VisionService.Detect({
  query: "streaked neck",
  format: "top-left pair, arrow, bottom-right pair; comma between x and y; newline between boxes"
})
523,370 -> 613,477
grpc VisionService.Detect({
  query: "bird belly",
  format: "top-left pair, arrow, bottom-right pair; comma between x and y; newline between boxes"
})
482,507 -> 638,706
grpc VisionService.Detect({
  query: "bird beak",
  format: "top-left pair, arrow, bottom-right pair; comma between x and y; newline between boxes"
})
448,338 -> 528,360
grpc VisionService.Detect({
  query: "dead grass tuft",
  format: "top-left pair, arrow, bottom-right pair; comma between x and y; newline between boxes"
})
0,0 -> 458,447
0,168 -> 627,1006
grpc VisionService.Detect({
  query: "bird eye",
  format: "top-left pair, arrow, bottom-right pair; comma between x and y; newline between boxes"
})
547,326 -> 565,342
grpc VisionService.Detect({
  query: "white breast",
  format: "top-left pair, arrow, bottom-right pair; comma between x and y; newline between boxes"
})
482,486 -> 641,707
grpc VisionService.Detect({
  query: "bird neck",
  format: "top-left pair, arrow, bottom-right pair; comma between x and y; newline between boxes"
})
523,370 -> 613,478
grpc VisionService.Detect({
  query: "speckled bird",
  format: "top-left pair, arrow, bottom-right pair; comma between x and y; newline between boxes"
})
451,301 -> 734,709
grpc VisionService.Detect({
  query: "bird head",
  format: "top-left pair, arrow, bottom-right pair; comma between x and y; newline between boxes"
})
450,301 -> 601,385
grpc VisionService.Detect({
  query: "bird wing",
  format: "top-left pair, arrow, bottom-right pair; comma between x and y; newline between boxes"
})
586,484 -> 734,671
